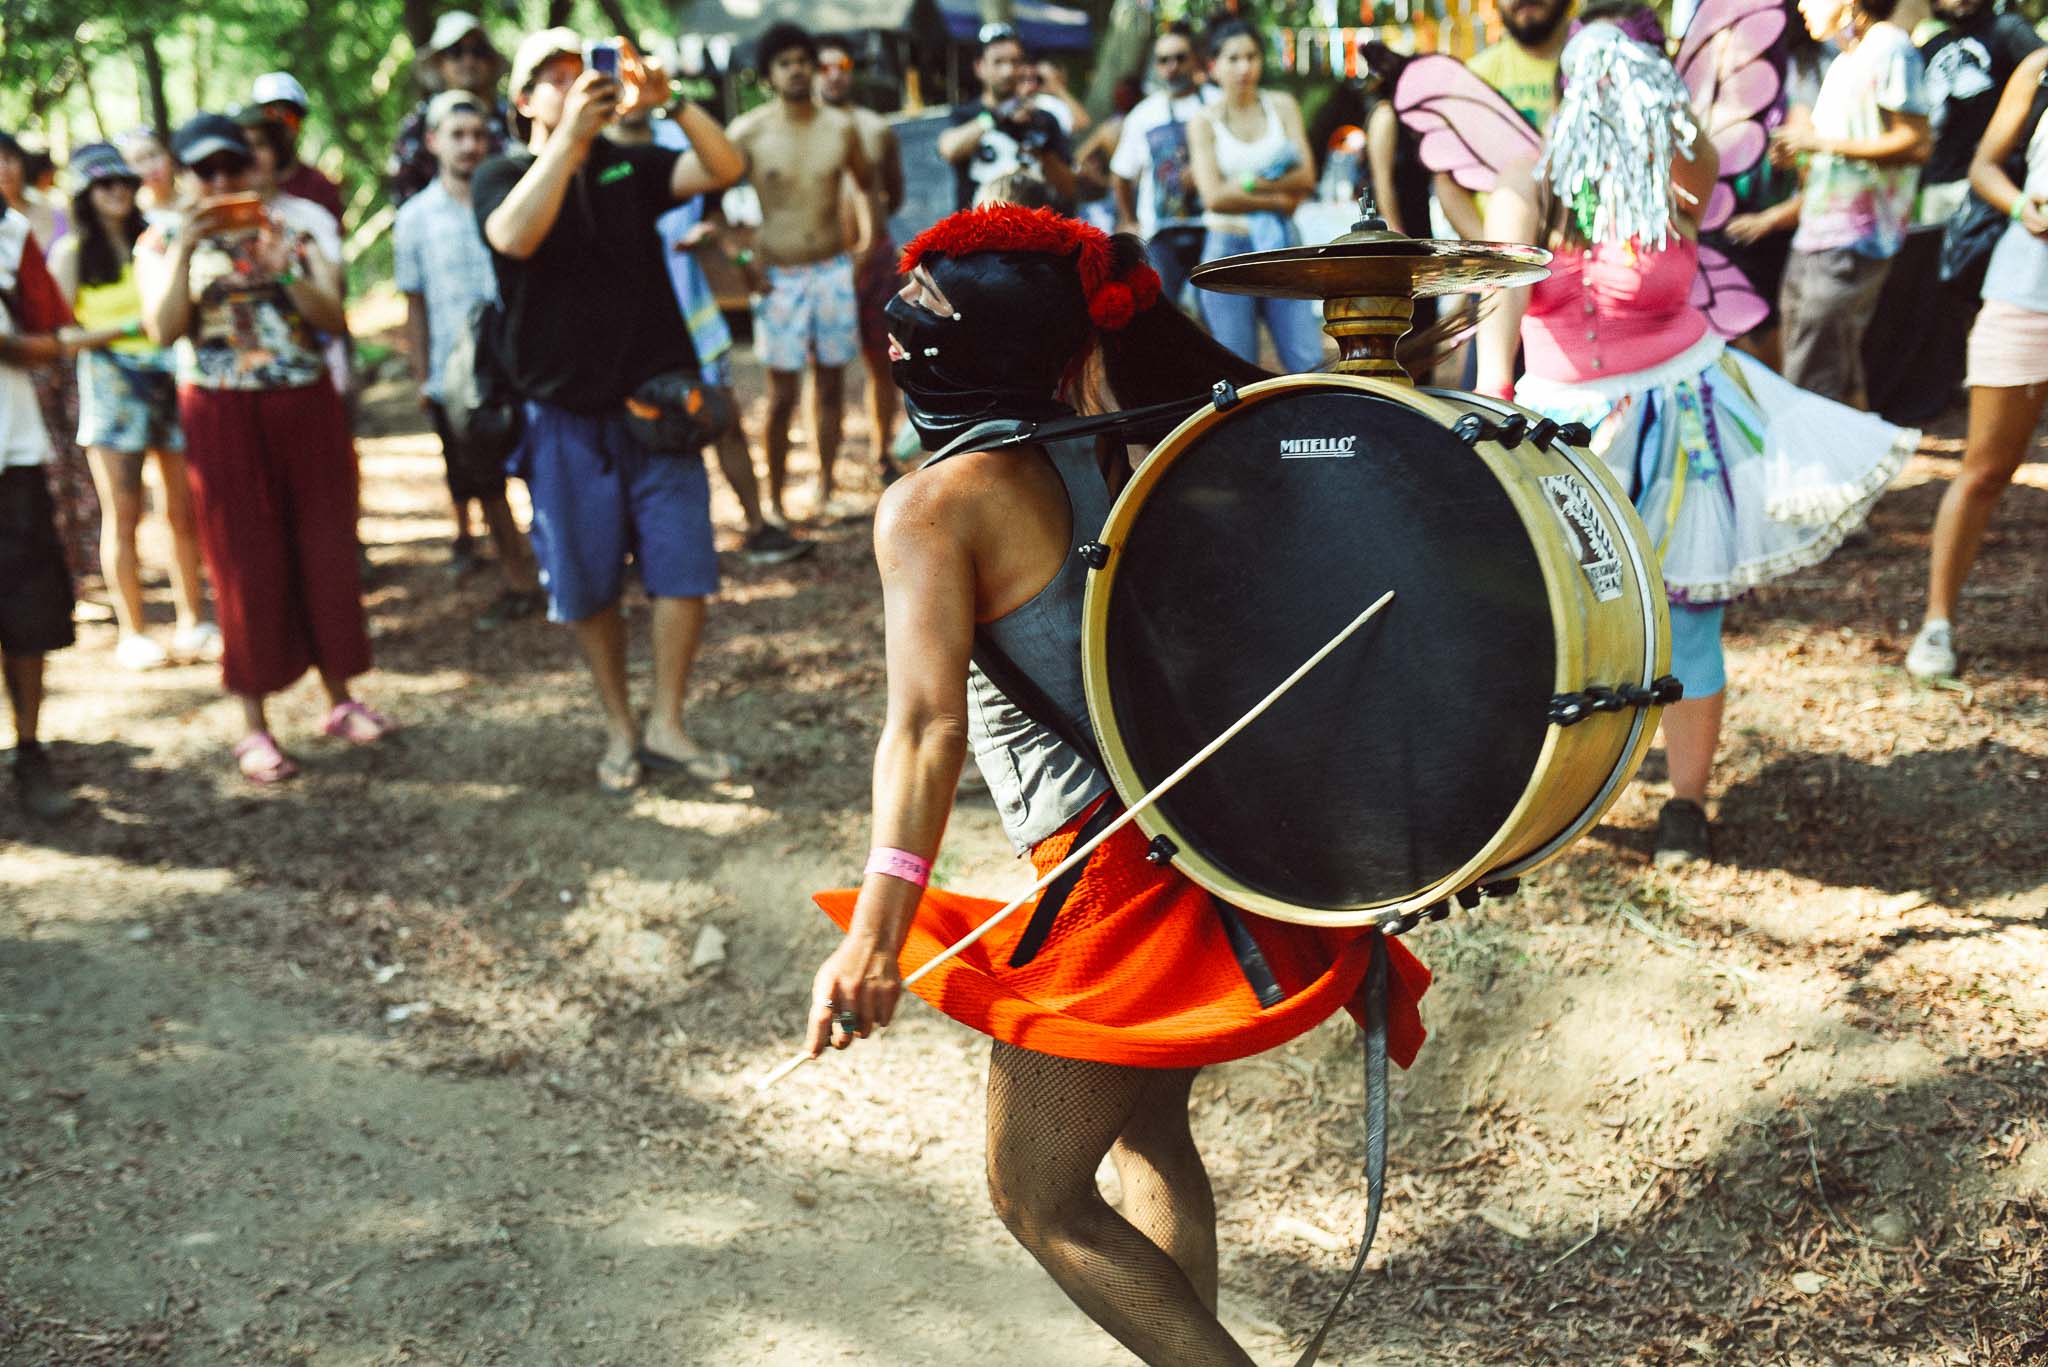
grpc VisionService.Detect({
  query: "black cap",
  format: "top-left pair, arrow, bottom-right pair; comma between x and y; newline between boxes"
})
0,131 -> 22,161
170,113 -> 252,167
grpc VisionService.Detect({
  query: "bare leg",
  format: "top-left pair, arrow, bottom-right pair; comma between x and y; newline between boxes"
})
238,692 -> 269,739
4,651 -> 45,746
711,424 -> 768,536
479,493 -> 540,593
1925,382 -> 2046,625
84,447 -> 147,637
985,1043 -> 1253,1366
1660,691 -> 1725,806
151,448 -> 207,633
811,364 -> 846,507
570,602 -> 640,774
639,596 -> 714,758
763,370 -> 803,522
861,344 -> 898,476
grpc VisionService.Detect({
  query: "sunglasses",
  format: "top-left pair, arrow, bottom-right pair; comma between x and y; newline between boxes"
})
189,156 -> 251,181
818,55 -> 854,73
1156,51 -> 1192,65
447,40 -> 493,59
978,22 -> 1017,45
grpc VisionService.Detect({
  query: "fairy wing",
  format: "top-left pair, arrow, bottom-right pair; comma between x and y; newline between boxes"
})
1692,241 -> 1771,338
1676,0 -> 1787,229
1393,55 -> 1543,193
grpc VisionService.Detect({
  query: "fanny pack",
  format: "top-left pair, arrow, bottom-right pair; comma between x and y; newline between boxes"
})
623,369 -> 735,456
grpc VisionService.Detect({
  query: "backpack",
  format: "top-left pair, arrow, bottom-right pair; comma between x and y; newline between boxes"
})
439,298 -> 523,470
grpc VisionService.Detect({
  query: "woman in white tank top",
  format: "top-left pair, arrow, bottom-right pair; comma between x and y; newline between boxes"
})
1186,19 -> 1326,373
1906,49 -> 2048,680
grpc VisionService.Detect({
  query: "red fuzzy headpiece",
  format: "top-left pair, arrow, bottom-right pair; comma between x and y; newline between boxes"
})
898,204 -> 1161,332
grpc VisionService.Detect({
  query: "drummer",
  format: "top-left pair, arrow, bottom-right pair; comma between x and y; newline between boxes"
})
799,203 -> 1431,1364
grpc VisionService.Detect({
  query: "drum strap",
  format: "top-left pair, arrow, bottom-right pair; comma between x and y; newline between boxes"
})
1292,932 -> 1391,1367
924,394 -> 1218,467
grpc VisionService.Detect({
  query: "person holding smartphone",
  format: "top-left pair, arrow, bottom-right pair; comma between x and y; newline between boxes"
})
474,29 -> 747,793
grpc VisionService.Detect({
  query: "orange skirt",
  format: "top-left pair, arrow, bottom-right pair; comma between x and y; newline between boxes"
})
814,799 -> 1431,1069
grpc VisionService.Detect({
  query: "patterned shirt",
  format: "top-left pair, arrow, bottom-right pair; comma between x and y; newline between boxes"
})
134,212 -> 328,391
1793,23 -> 1931,259
393,178 -> 497,400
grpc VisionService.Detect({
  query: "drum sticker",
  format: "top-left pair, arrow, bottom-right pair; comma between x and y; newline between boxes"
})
1540,474 -> 1625,602
1278,435 -> 1359,459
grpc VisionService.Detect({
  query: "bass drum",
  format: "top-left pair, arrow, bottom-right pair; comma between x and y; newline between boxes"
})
1078,374 -> 1672,927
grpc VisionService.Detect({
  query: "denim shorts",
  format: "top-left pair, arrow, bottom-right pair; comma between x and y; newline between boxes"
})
1668,601 -> 1726,699
515,401 -> 719,623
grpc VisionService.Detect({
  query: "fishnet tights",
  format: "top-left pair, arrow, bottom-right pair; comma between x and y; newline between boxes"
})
986,1042 -> 1256,1366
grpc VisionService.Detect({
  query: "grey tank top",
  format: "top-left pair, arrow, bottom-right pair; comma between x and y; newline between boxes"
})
933,429 -> 1114,853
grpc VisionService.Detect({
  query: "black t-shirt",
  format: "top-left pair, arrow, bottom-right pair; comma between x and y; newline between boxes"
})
1922,13 -> 2044,184
947,100 -> 1072,211
471,139 -> 698,413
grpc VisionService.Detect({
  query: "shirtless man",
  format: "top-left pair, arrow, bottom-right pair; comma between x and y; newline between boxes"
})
816,35 -> 906,486
727,22 -> 875,520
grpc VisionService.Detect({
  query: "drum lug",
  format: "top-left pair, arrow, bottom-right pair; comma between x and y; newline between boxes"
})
1556,421 -> 1594,447
1210,379 -> 1241,411
1451,413 -> 1528,448
1526,418 -> 1560,450
1550,676 -> 1684,726
1456,886 -> 1482,909
1144,834 -> 1178,866
1076,541 -> 1112,570
1478,878 -> 1520,900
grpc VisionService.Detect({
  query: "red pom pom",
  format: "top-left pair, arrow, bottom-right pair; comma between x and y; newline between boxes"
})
1125,264 -> 1162,314
1089,281 -> 1137,331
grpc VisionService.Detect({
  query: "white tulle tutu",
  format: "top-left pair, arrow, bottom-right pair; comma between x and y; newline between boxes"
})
1514,333 -> 1919,605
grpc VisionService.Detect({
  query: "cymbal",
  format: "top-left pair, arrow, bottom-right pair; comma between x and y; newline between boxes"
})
1191,236 -> 1552,302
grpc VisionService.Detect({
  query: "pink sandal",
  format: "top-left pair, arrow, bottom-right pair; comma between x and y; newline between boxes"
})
233,732 -> 300,784
321,701 -> 398,745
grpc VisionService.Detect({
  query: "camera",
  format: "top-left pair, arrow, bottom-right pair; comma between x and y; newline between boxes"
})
586,41 -> 620,77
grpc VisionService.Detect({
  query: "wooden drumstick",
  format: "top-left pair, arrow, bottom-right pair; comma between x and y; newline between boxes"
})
753,589 -> 1397,1092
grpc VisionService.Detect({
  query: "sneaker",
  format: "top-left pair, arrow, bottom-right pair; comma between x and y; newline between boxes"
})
12,743 -> 77,820
114,633 -> 169,671
171,622 -> 223,662
742,524 -> 817,566
475,588 -> 543,631
1653,798 -> 1713,868
1905,620 -> 1957,680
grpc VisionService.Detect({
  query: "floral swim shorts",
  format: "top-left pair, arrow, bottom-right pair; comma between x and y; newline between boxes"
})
751,254 -> 859,374
76,348 -> 183,455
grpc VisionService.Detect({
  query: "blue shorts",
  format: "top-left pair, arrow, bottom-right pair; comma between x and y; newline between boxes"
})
515,401 -> 719,623
77,348 -> 183,454
1668,601 -> 1726,700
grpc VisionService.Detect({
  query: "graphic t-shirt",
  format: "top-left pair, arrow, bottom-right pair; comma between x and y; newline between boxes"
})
1469,41 -> 1560,131
1792,22 -> 1930,259
133,211 -> 329,391
947,101 -> 1071,211
470,138 -> 700,413
1920,13 -> 2042,183
1109,88 -> 1220,236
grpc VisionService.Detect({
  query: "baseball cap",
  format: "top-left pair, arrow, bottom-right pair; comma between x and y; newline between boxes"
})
425,89 -> 490,131
427,11 -> 493,55
170,113 -> 253,167
251,71 -> 311,111
69,142 -> 140,190
510,27 -> 582,92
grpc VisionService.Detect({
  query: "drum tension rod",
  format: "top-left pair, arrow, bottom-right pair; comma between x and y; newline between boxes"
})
1211,379 -> 1242,411
1144,834 -> 1178,866
1374,882 -> 1518,938
1548,675 -> 1686,727
1077,541 -> 1111,570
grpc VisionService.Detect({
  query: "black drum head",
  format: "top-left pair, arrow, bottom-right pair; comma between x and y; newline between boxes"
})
1095,385 -> 1554,910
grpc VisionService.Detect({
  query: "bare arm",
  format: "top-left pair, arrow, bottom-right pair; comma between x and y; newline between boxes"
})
937,111 -> 991,165
670,99 -> 747,200
404,291 -> 431,391
279,226 -> 347,334
1270,94 -> 1317,200
1187,114 -> 1298,214
1035,143 -> 1078,205
803,475 -> 978,1055
1972,51 -> 2048,219
48,235 -> 79,305
1367,103 -> 1405,234
1435,173 -> 1486,239
1777,106 -> 1932,165
1672,134 -> 1721,231
138,229 -> 199,346
879,126 -> 906,217
484,71 -> 618,259
1113,175 -> 1139,232
1475,165 -> 1539,400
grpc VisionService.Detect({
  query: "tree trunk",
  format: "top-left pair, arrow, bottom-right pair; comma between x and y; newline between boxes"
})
73,41 -> 108,140
547,0 -> 574,28
1082,1 -> 1151,121
593,0 -> 634,39
403,0 -> 437,49
136,29 -> 172,139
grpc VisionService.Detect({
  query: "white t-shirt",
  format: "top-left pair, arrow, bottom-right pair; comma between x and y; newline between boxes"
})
1109,88 -> 1220,237
0,211 -> 52,469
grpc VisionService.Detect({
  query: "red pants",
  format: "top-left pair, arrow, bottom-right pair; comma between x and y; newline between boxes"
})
179,382 -> 370,698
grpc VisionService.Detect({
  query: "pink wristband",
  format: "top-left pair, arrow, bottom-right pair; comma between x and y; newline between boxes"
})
865,846 -> 932,889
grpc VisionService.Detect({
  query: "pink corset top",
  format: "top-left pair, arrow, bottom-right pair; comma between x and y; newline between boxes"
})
1522,237 -> 1710,385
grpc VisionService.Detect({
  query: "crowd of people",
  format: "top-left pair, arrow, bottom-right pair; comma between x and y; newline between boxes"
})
2,2 -> 2041,848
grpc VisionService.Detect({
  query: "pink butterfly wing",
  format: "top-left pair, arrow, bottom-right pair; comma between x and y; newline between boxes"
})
1692,242 -> 1770,338
1393,55 -> 1542,193
1678,0 -> 1786,232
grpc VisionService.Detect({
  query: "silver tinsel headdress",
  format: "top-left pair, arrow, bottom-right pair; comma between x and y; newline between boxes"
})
1537,24 -> 1699,251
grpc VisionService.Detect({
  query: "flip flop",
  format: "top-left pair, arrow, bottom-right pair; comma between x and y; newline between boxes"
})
597,752 -> 644,794
322,701 -> 398,745
233,732 -> 300,784
637,744 -> 738,783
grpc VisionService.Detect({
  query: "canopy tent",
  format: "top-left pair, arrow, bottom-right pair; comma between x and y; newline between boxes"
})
933,0 -> 1092,52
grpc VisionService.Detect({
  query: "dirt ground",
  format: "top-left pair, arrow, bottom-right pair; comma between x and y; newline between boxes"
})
3,323 -> 2045,1366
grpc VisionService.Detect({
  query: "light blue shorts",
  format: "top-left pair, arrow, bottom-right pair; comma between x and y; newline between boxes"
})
1668,601 -> 1726,700
77,348 -> 183,454
514,401 -> 719,623
751,255 -> 859,373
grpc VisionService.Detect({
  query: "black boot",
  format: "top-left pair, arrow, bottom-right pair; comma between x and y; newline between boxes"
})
12,742 -> 77,821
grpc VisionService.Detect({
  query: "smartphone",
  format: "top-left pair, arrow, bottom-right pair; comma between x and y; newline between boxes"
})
586,41 -> 620,77
202,192 -> 266,232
